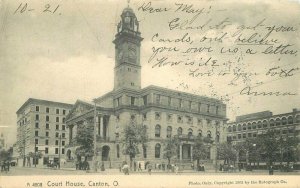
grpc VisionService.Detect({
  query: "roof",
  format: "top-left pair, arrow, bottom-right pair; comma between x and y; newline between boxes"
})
16,98 -> 73,114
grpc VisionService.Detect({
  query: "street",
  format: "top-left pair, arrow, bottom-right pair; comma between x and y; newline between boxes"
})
1,166 -> 299,176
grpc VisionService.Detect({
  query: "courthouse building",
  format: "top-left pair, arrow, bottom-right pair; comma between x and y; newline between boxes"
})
16,98 -> 72,166
65,6 -> 227,168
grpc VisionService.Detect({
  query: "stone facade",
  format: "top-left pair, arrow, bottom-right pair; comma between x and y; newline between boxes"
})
16,98 -> 73,167
65,6 -> 227,169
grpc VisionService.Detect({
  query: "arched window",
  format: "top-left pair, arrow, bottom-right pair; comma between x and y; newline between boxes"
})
155,124 -> 161,137
116,144 -> 120,158
143,144 -> 147,158
233,125 -> 236,132
288,116 -> 293,124
167,126 -> 172,138
247,123 -> 252,130
243,124 -> 247,130
207,131 -> 211,138
252,122 -> 256,129
282,117 -> 287,125
263,120 -> 268,128
238,124 -> 242,131
269,119 -> 275,127
188,128 -> 193,138
198,129 -> 202,137
228,126 -> 232,132
177,127 -> 182,135
257,121 -> 262,129
275,118 -> 281,126
155,143 -> 161,158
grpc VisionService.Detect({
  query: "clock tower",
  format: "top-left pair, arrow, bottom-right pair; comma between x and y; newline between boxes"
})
113,6 -> 143,91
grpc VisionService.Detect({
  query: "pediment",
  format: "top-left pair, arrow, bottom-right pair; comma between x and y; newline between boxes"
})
66,100 -> 93,120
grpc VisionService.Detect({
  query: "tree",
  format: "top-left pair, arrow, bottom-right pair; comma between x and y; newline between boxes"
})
75,122 -> 95,159
257,130 -> 278,166
193,136 -> 210,166
163,136 -> 180,165
217,142 -> 237,165
29,151 -> 43,166
121,123 -> 148,168
280,136 -> 299,166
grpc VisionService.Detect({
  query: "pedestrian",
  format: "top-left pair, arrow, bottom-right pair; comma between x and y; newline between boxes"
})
269,165 -> 274,175
134,161 -> 137,171
138,163 -> 142,171
101,162 -> 105,171
191,163 -> 194,170
119,164 -> 122,172
148,163 -> 152,175
122,162 -> 129,175
175,164 -> 179,175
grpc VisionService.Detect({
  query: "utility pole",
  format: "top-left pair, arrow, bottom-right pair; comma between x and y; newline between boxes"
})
58,135 -> 61,169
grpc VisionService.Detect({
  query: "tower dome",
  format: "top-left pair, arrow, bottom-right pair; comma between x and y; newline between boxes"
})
117,5 -> 139,33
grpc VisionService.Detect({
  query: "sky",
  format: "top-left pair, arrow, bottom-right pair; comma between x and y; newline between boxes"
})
0,0 -> 299,147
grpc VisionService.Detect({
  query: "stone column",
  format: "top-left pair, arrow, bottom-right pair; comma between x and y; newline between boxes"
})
100,116 -> 103,138
179,144 -> 182,161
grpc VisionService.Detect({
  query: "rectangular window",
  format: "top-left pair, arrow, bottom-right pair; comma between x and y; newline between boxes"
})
63,109 -> 66,115
62,141 -> 65,146
238,134 -> 241,139
55,148 -> 58,154
46,107 -> 50,113
46,123 -> 49,129
35,122 -> 39,128
46,116 -> 49,122
56,124 -> 59,130
62,148 -> 65,154
131,97 -> 135,106
56,109 -> 59,114
35,131 -> 38,136
46,132 -> 49,137
156,94 -> 160,104
35,139 -> 38,144
36,114 -> 39,121
179,99 -> 182,108
45,139 -> 48,145
36,106 -> 39,112
62,118 -> 65,123
35,147 -> 38,152
55,132 -> 59,138
198,103 -> 201,112
242,133 -> 246,138
56,117 -> 59,122
55,140 -> 58,145
168,97 -> 171,106
62,133 -> 65,138
62,125 -> 65,130
143,95 -> 148,105
45,147 -> 48,154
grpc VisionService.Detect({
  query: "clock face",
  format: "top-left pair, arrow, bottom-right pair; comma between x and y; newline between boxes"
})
129,49 -> 136,59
